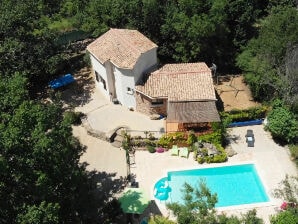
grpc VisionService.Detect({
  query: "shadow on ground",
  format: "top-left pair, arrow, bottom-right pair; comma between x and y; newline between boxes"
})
78,163 -> 129,223
226,134 -> 241,144
85,170 -> 163,224
53,67 -> 95,109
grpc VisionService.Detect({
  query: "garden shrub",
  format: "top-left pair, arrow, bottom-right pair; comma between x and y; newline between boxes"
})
193,149 -> 198,161
199,131 -> 222,146
157,135 -> 171,148
201,148 -> 208,156
190,143 -> 198,153
147,145 -> 156,153
220,105 -> 268,122
209,154 -> 228,163
149,215 -> 176,224
157,132 -> 186,148
187,131 -> 197,146
213,142 -> 225,152
289,145 -> 298,166
266,100 -> 298,144
270,210 -> 298,224
197,157 -> 205,164
148,132 -> 156,140
64,111 -> 84,125
198,151 -> 228,164
195,142 -> 227,164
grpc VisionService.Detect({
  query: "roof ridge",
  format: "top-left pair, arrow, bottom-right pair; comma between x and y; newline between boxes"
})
156,70 -> 211,75
110,28 -> 142,55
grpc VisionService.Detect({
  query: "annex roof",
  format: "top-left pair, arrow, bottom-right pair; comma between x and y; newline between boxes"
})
167,101 -> 221,123
87,28 -> 157,69
135,63 -> 216,101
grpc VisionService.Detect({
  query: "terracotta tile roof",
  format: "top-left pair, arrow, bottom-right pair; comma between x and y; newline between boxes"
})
87,28 -> 157,69
135,63 -> 216,101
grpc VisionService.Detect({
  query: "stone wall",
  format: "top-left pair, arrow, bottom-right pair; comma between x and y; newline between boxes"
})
135,92 -> 167,116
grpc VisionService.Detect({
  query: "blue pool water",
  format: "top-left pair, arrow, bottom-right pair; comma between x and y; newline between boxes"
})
154,164 -> 269,207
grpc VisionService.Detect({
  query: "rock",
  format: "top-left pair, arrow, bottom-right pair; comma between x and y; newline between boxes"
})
226,147 -> 237,157
150,114 -> 160,120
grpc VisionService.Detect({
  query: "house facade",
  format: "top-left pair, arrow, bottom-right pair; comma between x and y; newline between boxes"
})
87,28 -> 158,109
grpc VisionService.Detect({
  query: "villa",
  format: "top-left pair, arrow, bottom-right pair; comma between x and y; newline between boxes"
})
87,28 -> 220,132
87,28 -> 158,108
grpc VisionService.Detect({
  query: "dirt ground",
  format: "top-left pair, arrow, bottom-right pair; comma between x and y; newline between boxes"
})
215,75 -> 259,111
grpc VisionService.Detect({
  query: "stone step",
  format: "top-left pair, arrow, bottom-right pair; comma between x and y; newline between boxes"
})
111,140 -> 122,148
114,135 -> 124,143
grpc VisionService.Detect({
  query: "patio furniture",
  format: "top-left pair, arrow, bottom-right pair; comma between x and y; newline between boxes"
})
170,145 -> 179,156
245,129 -> 255,147
245,129 -> 254,138
179,147 -> 189,158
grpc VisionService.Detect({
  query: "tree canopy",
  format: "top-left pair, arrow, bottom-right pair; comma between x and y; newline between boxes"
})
237,5 -> 298,105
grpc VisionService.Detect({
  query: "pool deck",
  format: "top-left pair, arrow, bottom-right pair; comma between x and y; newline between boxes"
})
132,125 -> 297,223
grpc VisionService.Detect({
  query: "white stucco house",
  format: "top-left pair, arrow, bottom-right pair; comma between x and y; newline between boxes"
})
87,28 -> 158,109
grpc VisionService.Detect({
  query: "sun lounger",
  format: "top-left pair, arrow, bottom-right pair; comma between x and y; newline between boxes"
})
170,145 -> 179,156
179,147 -> 189,158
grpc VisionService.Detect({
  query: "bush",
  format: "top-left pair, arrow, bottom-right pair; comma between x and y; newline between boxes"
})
147,145 -> 156,153
289,145 -> 298,166
193,149 -> 198,161
270,210 -> 298,224
266,101 -> 298,144
190,143 -> 198,153
197,157 -> 205,164
209,154 -> 228,163
199,131 -> 222,146
221,106 -> 268,122
187,131 -> 197,146
157,132 -> 186,148
64,111 -> 84,125
195,144 -> 227,164
149,215 -> 176,224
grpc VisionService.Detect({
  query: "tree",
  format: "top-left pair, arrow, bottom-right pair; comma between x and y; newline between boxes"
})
0,0 -> 66,86
166,180 -> 264,224
166,181 -> 218,224
149,215 -> 176,224
16,202 -> 60,224
0,97 -> 87,223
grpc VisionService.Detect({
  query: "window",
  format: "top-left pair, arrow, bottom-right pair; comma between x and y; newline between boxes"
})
151,98 -> 163,106
126,87 -> 134,95
95,71 -> 106,90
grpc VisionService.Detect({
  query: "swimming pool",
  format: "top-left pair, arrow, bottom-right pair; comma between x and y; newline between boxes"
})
153,164 -> 269,207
